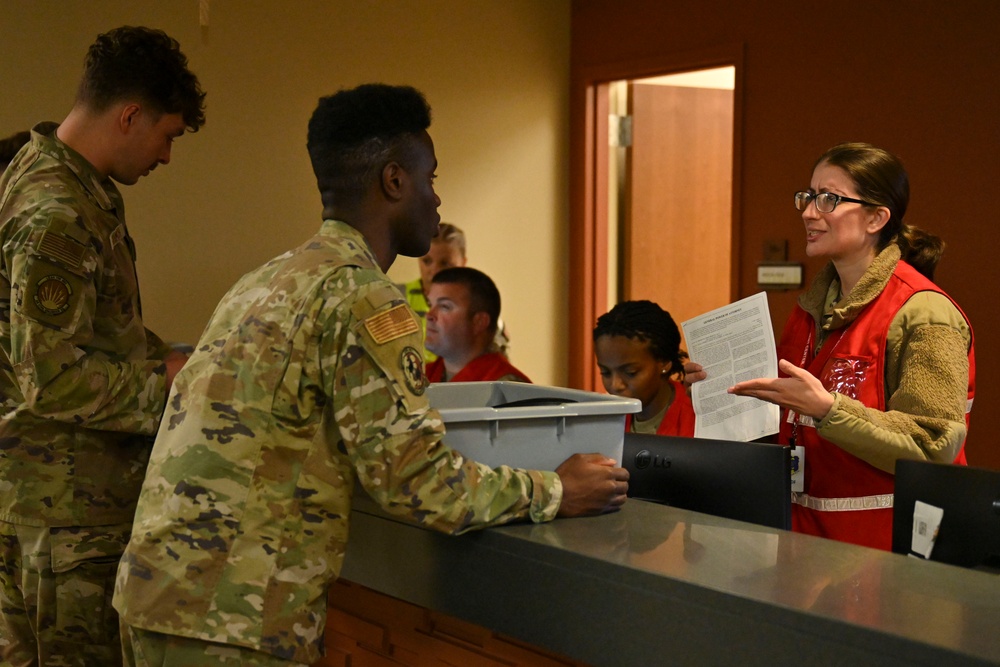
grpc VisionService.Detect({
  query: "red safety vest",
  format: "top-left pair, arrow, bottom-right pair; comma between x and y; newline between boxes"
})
425,352 -> 531,384
623,380 -> 695,437
777,261 -> 975,550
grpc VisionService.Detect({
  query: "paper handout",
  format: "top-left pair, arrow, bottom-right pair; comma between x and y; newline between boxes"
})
681,292 -> 780,441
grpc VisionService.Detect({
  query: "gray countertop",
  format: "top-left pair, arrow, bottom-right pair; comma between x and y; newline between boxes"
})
341,494 -> 1000,666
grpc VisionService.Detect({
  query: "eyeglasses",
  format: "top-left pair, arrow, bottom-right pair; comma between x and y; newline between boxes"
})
794,191 -> 877,213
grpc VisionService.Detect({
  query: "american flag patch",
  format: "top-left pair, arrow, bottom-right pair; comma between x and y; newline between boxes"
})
364,304 -> 419,344
38,232 -> 84,268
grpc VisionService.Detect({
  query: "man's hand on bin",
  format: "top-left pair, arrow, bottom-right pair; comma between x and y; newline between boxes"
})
555,453 -> 629,517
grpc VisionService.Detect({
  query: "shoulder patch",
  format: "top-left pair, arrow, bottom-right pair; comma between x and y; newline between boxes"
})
400,346 -> 428,396
365,284 -> 409,310
37,231 -> 85,269
33,275 -> 73,315
364,303 -> 420,345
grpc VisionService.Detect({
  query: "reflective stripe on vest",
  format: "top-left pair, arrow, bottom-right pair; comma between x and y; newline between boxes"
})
792,492 -> 894,512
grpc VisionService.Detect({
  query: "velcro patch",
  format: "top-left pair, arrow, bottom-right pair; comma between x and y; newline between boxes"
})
33,275 -> 72,315
364,304 -> 419,344
38,231 -> 84,269
110,224 -> 126,249
400,346 -> 428,396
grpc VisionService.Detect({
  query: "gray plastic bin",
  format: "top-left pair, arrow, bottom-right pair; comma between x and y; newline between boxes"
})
427,381 -> 641,470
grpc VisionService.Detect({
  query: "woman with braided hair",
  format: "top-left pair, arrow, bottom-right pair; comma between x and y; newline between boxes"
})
594,300 -> 695,437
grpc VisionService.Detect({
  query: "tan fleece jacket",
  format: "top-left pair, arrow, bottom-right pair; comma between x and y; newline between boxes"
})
799,244 -> 971,474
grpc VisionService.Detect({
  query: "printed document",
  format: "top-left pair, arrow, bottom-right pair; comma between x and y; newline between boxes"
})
681,292 -> 780,441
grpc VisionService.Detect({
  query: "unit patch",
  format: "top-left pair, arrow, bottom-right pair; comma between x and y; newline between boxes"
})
364,304 -> 420,344
33,275 -> 72,316
400,346 -> 428,396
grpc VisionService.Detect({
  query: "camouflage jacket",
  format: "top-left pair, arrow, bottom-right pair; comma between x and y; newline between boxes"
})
114,220 -> 562,664
0,124 -> 171,527
402,276 -> 437,363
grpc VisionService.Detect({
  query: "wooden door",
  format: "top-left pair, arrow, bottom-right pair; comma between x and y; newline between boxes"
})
623,84 -> 733,332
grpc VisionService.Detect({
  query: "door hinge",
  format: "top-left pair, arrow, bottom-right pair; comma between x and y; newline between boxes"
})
609,114 -> 632,147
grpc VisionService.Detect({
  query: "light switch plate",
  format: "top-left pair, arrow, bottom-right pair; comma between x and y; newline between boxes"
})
757,263 -> 803,288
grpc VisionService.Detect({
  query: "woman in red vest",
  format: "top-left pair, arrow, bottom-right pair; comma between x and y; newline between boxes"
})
721,143 -> 974,550
594,300 -> 696,437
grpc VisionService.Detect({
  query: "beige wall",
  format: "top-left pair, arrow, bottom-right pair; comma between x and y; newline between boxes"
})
1,0 -> 570,384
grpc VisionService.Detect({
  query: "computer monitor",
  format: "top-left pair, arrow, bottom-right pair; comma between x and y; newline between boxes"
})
622,433 -> 792,530
892,459 -> 1000,571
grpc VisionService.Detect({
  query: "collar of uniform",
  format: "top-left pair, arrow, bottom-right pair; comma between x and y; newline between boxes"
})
798,243 -> 901,331
318,219 -> 381,268
31,122 -> 121,213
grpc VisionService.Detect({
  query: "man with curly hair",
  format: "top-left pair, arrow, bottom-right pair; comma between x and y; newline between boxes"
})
0,26 -> 205,666
114,83 -> 627,666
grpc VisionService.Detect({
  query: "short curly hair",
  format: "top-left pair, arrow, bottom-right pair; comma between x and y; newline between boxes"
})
307,83 -> 431,210
77,26 -> 206,132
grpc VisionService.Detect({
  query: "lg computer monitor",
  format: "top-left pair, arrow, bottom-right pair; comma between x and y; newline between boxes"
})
622,433 -> 792,530
892,459 -> 1000,571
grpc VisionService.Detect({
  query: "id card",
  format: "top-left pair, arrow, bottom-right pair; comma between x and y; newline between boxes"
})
790,445 -> 804,493
910,500 -> 944,559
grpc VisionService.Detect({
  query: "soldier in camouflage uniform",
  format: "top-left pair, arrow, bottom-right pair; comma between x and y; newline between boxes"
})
0,27 -> 205,667
114,83 -> 629,666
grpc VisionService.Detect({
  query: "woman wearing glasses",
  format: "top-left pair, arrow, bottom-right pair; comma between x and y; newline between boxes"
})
724,143 -> 973,549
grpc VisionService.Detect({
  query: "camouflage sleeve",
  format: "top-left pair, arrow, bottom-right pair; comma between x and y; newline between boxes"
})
322,277 -> 562,532
7,221 -> 168,434
144,327 -> 174,358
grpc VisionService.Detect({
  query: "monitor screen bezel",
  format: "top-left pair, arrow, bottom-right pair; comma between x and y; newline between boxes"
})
892,459 -> 1000,571
622,433 -> 792,530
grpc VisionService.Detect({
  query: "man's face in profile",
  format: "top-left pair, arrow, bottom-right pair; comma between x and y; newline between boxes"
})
425,281 -> 479,359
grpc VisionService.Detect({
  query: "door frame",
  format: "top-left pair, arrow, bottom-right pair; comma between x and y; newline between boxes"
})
568,44 -> 745,391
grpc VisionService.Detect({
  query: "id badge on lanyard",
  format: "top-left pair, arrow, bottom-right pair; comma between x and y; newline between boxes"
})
786,409 -> 808,493
787,329 -> 815,494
